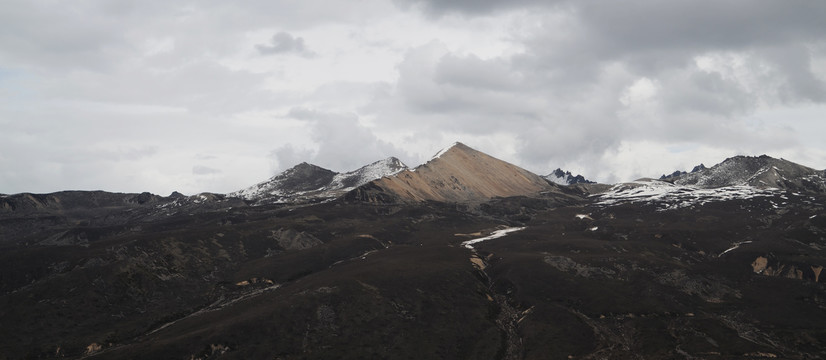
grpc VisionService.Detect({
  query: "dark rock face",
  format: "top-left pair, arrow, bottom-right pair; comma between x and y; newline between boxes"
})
672,155 -> 826,193
343,181 -> 400,204
279,163 -> 338,192
2,150 -> 826,359
660,163 -> 707,180
169,191 -> 186,199
691,163 -> 708,173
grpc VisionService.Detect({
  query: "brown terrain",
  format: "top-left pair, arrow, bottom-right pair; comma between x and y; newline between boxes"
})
348,143 -> 560,204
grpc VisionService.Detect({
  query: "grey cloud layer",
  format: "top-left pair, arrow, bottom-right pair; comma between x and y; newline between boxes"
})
256,32 -> 315,57
277,108 -> 408,172
1,0 -> 825,194
377,0 -> 826,177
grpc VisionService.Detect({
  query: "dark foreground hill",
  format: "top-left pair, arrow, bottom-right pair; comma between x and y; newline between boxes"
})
1,146 -> 825,359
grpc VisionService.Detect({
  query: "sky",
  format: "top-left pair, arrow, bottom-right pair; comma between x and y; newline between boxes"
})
2,0 -> 826,195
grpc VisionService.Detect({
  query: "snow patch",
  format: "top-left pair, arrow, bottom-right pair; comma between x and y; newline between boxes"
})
462,227 -> 526,249
596,180 -> 779,211
719,241 -> 753,257
546,174 -> 569,186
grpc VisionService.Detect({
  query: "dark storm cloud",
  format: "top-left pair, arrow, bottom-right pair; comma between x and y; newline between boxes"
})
658,68 -> 756,117
395,0 -> 558,16
509,1 -> 826,85
383,0 -> 826,177
400,0 -> 826,46
398,0 -> 826,87
758,44 -> 826,102
577,1 -> 826,53
256,32 -> 315,57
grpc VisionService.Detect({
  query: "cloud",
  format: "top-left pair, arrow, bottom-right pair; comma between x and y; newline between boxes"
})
374,1 -> 826,178
272,107 -> 409,172
270,144 -> 315,170
3,0 -> 826,195
256,32 -> 315,57
395,0 -> 556,16
192,165 -> 222,175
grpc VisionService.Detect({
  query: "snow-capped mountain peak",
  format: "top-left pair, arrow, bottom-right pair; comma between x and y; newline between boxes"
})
229,157 -> 408,205
543,168 -> 594,185
347,142 -> 565,203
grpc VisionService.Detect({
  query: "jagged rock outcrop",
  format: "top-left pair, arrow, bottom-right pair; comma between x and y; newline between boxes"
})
543,168 -> 595,185
660,164 -> 707,180
752,256 -> 768,274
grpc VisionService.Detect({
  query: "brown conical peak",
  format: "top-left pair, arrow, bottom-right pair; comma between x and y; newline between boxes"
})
359,142 -> 556,203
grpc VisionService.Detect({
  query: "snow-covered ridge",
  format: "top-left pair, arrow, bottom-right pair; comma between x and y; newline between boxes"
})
430,142 -> 461,161
328,157 -> 408,191
229,157 -> 407,204
595,180 -> 779,210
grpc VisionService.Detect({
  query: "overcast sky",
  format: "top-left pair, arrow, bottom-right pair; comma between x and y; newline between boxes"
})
2,0 -> 826,195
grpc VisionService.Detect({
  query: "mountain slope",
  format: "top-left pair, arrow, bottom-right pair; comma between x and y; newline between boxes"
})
672,155 -> 826,193
347,142 -> 559,203
230,157 -> 407,204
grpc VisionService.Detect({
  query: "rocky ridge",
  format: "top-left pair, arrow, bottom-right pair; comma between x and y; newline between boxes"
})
671,155 -> 826,192
230,157 -> 407,204
660,164 -> 708,180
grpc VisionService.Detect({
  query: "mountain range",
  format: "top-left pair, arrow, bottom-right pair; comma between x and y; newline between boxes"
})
1,142 -> 825,359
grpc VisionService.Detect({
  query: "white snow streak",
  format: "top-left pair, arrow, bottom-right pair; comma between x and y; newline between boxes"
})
462,227 -> 526,249
719,241 -> 753,257
431,142 -> 460,161
595,180 -> 778,210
